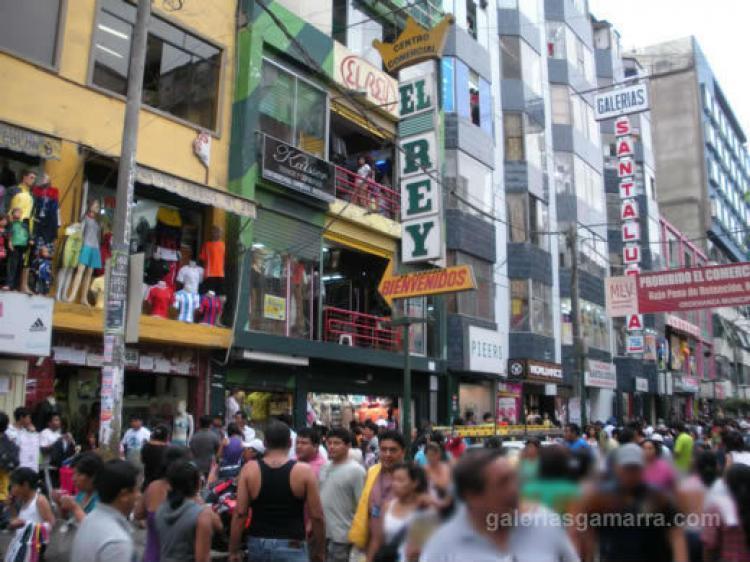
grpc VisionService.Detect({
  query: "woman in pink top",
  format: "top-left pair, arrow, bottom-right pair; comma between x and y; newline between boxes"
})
641,438 -> 677,491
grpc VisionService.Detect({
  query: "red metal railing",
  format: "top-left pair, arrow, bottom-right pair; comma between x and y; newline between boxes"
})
334,165 -> 400,220
323,306 -> 400,351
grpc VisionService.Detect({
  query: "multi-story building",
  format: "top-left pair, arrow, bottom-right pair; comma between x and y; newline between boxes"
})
498,0 -> 565,424
0,0 -> 249,423
225,0 -> 507,427
635,37 -> 748,410
544,0 -> 612,424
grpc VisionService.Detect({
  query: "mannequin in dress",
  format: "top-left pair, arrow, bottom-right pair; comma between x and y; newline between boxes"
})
171,399 -> 194,447
57,223 -> 82,301
66,199 -> 101,304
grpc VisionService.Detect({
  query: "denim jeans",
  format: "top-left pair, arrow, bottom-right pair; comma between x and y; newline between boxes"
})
247,537 -> 308,562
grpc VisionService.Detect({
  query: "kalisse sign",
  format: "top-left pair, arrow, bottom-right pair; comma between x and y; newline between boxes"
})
637,262 -> 750,313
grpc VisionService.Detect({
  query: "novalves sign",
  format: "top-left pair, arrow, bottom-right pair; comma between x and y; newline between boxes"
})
399,74 -> 442,263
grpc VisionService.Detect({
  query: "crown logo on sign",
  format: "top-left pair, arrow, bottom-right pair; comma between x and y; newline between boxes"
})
372,15 -> 455,73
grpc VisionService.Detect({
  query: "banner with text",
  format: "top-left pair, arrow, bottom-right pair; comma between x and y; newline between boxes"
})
637,262 -> 750,313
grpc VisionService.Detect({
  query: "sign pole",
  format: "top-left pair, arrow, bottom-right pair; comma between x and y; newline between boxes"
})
567,225 -> 587,427
403,322 -> 411,454
100,0 -> 151,457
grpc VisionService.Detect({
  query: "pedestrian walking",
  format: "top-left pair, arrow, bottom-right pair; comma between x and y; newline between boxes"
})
229,421 -> 326,562
141,424 -> 170,490
296,427 -> 327,478
70,459 -> 139,562
155,458 -> 221,562
420,448 -> 579,562
320,428 -> 366,562
4,468 -> 55,562
349,430 -> 406,557
190,415 -> 221,479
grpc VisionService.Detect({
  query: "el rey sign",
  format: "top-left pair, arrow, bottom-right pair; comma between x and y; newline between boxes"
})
333,43 -> 398,118
399,75 -> 442,263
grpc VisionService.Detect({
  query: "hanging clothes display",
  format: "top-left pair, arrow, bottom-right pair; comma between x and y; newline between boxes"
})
31,184 -> 59,252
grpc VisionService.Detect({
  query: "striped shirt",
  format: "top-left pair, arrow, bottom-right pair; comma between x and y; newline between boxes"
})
173,290 -> 200,323
200,294 -> 222,325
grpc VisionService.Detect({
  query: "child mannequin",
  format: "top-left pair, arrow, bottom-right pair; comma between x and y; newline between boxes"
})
5,207 -> 29,291
171,400 -> 194,447
67,200 -> 101,304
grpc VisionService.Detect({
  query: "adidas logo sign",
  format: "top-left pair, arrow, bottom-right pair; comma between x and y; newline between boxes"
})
30,318 -> 46,332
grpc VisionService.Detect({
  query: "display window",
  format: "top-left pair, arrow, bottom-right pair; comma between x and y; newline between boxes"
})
523,384 -> 557,424
308,393 -> 399,430
228,388 -> 294,433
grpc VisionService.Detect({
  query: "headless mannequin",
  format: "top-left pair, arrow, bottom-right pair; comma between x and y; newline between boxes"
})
66,200 -> 101,304
172,400 -> 194,446
57,223 -> 82,302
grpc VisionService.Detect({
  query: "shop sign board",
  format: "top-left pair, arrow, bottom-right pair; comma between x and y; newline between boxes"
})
0,121 -> 62,160
594,83 -> 650,121
626,334 -> 644,354
378,262 -> 476,306
466,326 -> 504,376
507,359 -> 563,382
53,342 -> 198,377
398,75 -> 442,263
637,262 -> 750,313
372,15 -> 454,73
605,275 -> 638,317
0,293 -> 53,357
585,359 -> 617,389
333,42 -> 399,118
261,135 -> 335,202
635,377 -> 649,392
674,375 -> 700,393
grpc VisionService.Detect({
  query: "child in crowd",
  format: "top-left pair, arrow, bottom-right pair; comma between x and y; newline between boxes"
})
5,208 -> 29,291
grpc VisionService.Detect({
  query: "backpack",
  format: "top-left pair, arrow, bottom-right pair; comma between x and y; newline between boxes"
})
0,434 -> 20,472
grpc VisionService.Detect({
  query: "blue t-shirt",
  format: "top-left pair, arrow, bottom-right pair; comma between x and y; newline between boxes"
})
568,437 -> 590,451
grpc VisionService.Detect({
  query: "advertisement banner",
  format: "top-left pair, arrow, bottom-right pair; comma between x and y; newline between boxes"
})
585,359 -> 617,389
0,293 -> 53,357
605,275 -> 639,317
467,326 -> 504,376
333,42 -> 398,117
594,83 -> 650,121
637,263 -> 750,313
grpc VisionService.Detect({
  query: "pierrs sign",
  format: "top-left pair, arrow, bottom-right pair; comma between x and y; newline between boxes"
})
399,74 -> 442,263
594,83 -> 649,121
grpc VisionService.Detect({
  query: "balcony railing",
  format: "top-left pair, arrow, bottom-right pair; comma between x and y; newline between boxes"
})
323,306 -> 400,352
334,165 -> 400,221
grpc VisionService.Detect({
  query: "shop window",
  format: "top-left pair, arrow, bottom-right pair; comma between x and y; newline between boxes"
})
510,280 -> 552,336
441,57 -> 456,113
259,59 -> 327,158
531,280 -> 553,337
507,193 -> 549,251
91,0 -> 222,130
448,253 -> 494,321
510,279 -> 529,331
332,0 -> 348,45
507,194 -> 528,244
469,70 -> 481,126
554,152 -> 574,195
503,113 -> 524,161
446,150 -> 493,218
0,0 -> 63,68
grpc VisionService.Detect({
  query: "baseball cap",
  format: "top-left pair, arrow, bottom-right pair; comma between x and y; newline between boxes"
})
244,438 -> 265,454
375,419 -> 388,428
615,443 -> 645,467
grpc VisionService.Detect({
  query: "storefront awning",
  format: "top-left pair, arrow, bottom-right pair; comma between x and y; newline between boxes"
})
0,121 -> 62,160
136,166 -> 256,219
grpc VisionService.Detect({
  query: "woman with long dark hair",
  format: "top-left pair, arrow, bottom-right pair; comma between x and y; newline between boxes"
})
702,463 -> 750,562
155,459 -> 221,562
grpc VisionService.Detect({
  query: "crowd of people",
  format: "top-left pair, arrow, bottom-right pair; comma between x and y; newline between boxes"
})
1,403 -> 750,562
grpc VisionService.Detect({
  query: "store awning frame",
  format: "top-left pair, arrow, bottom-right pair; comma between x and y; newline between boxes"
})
136,166 -> 256,219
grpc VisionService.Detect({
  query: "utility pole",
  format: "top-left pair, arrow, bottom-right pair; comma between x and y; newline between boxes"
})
100,0 -> 151,457
567,225 -> 587,427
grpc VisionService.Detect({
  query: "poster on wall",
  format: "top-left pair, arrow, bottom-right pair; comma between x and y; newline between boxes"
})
0,293 -> 53,357
496,397 -> 518,424
263,294 -> 287,321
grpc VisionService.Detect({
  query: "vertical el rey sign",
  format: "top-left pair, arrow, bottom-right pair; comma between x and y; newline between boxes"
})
399,74 -> 442,263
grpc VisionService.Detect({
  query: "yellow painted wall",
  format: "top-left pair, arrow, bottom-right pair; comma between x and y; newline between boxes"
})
0,0 -> 236,194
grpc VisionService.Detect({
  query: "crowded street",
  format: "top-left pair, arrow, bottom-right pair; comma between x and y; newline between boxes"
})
4,0 -> 750,560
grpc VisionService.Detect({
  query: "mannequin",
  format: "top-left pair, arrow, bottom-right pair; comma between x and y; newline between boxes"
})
146,280 -> 172,318
67,199 -> 102,304
88,275 -> 106,309
176,258 -> 204,295
199,225 -> 226,295
173,287 -> 200,323
199,290 -> 222,326
8,169 -> 36,293
57,223 -> 82,301
31,174 -> 59,252
171,399 -> 194,447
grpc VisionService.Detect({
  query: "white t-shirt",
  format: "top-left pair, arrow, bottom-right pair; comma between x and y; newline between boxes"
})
357,163 -> 371,180
39,428 -> 61,467
176,264 -> 204,294
241,426 -> 256,443
120,427 -> 151,460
